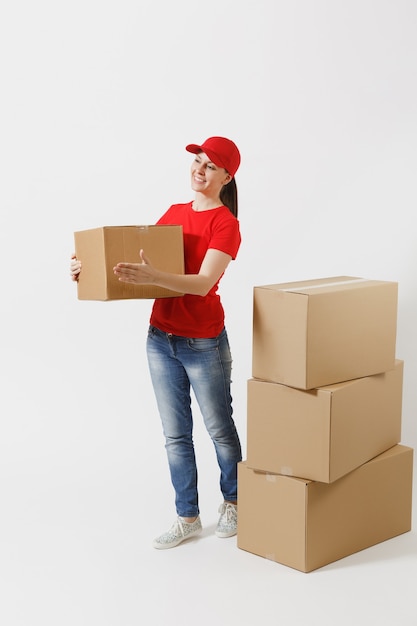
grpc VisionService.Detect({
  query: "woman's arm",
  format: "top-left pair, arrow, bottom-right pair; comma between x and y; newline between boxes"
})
113,248 -> 232,297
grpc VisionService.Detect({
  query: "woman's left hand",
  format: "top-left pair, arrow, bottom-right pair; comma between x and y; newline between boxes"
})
113,249 -> 156,284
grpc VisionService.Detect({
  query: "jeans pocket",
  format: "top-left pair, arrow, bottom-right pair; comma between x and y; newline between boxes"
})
187,336 -> 218,352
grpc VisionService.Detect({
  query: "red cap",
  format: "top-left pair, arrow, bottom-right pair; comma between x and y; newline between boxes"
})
186,136 -> 241,177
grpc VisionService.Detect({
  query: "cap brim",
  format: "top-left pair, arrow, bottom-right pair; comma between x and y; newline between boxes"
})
185,143 -> 226,170
185,143 -> 203,155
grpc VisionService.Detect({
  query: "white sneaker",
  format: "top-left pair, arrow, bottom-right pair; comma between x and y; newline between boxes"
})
215,502 -> 237,538
152,516 -> 202,550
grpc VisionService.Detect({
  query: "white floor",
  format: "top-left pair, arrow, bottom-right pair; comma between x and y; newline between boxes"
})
2,319 -> 416,625
1,444 -> 415,626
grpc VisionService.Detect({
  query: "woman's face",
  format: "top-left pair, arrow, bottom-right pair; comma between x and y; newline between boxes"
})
190,151 -> 231,197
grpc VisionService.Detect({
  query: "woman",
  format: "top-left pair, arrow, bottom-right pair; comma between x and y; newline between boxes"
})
71,136 -> 243,549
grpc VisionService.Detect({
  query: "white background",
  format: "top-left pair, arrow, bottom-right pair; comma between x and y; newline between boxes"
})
1,1 -> 416,625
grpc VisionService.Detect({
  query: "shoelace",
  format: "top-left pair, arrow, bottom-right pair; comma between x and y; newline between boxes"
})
174,519 -> 184,536
175,517 -> 198,537
221,503 -> 237,522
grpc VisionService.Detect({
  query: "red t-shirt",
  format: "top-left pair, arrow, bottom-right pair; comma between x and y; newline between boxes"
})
149,201 -> 241,337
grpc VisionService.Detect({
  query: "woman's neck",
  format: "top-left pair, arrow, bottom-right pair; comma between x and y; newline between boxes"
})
192,194 -> 222,212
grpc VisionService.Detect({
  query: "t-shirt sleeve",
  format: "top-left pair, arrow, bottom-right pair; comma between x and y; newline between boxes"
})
209,215 -> 241,260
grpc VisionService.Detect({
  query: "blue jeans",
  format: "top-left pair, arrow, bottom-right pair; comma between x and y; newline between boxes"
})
146,325 -> 242,518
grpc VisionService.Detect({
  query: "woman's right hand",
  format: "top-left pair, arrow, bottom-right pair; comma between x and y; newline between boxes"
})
70,254 -> 82,281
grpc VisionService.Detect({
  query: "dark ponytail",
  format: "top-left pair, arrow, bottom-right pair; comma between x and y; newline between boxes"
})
220,177 -> 238,218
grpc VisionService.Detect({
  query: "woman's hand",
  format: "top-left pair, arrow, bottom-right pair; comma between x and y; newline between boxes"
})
70,254 -> 82,281
113,249 -> 156,285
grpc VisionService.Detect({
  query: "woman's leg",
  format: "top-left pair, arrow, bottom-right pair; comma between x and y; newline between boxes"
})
146,326 -> 199,518
177,328 -> 242,503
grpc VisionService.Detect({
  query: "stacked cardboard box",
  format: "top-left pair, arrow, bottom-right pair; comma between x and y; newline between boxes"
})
237,276 -> 413,572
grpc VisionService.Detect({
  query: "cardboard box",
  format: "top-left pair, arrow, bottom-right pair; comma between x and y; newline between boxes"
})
74,225 -> 184,300
237,445 -> 413,573
252,276 -> 398,389
246,360 -> 403,483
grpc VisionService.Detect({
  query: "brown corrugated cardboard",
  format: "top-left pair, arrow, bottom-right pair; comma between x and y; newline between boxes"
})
74,225 -> 184,300
246,360 -> 403,483
237,444 -> 413,573
252,276 -> 398,389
